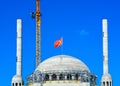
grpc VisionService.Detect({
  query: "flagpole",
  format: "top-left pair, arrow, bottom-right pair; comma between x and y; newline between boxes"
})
61,37 -> 63,55
60,37 -> 63,61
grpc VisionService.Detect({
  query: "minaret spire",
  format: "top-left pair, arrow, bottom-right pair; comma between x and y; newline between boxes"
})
103,19 -> 108,75
36,0 -> 41,67
11,19 -> 24,86
16,19 -> 22,76
101,19 -> 112,86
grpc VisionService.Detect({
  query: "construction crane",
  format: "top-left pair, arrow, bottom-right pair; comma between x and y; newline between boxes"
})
31,0 -> 41,68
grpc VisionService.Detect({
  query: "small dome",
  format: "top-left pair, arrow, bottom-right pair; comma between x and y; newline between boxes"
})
36,55 -> 90,73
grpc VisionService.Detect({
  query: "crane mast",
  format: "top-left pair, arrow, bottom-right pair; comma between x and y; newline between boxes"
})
36,0 -> 41,68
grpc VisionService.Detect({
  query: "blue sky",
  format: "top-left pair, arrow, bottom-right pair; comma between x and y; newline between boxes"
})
0,0 -> 120,86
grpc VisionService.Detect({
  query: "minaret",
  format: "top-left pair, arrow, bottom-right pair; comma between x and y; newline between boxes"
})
11,19 -> 24,86
101,19 -> 112,86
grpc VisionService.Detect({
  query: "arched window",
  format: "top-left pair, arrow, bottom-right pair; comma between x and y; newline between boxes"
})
59,74 -> 64,80
15,83 -> 18,86
12,83 -> 14,86
103,82 -> 105,86
75,74 -> 78,80
45,74 -> 49,81
19,83 -> 21,86
52,74 -> 57,80
107,81 -> 109,86
67,74 -> 72,80
110,81 -> 112,86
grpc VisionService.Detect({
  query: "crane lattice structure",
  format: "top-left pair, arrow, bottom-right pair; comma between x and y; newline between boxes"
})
36,0 -> 41,68
32,0 -> 41,68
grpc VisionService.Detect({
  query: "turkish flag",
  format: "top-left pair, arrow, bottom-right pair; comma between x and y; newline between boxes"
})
54,38 -> 62,48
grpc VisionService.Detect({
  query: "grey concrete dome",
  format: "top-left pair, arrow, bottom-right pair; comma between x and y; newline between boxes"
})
36,55 -> 90,73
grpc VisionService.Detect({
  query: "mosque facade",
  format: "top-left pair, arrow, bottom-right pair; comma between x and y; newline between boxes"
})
11,1 -> 112,86
11,19 -> 112,86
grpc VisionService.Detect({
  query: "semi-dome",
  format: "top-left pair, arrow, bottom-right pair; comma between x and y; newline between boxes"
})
36,55 -> 90,73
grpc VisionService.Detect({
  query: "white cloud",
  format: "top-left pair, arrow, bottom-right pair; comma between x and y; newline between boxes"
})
80,30 -> 89,36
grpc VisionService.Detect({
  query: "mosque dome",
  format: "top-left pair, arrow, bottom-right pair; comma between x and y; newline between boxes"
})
35,55 -> 90,73
27,55 -> 97,86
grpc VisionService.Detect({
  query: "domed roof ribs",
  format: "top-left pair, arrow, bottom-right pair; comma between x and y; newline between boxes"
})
36,55 -> 90,73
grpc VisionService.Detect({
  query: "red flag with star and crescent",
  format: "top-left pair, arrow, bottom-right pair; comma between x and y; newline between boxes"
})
54,38 -> 62,48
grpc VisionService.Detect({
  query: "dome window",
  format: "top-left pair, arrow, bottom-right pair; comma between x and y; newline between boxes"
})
45,74 -> 49,81
52,74 -> 57,80
59,74 -> 64,80
67,74 -> 72,80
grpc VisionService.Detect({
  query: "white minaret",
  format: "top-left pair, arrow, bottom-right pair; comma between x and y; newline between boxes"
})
11,19 -> 24,86
101,19 -> 112,86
